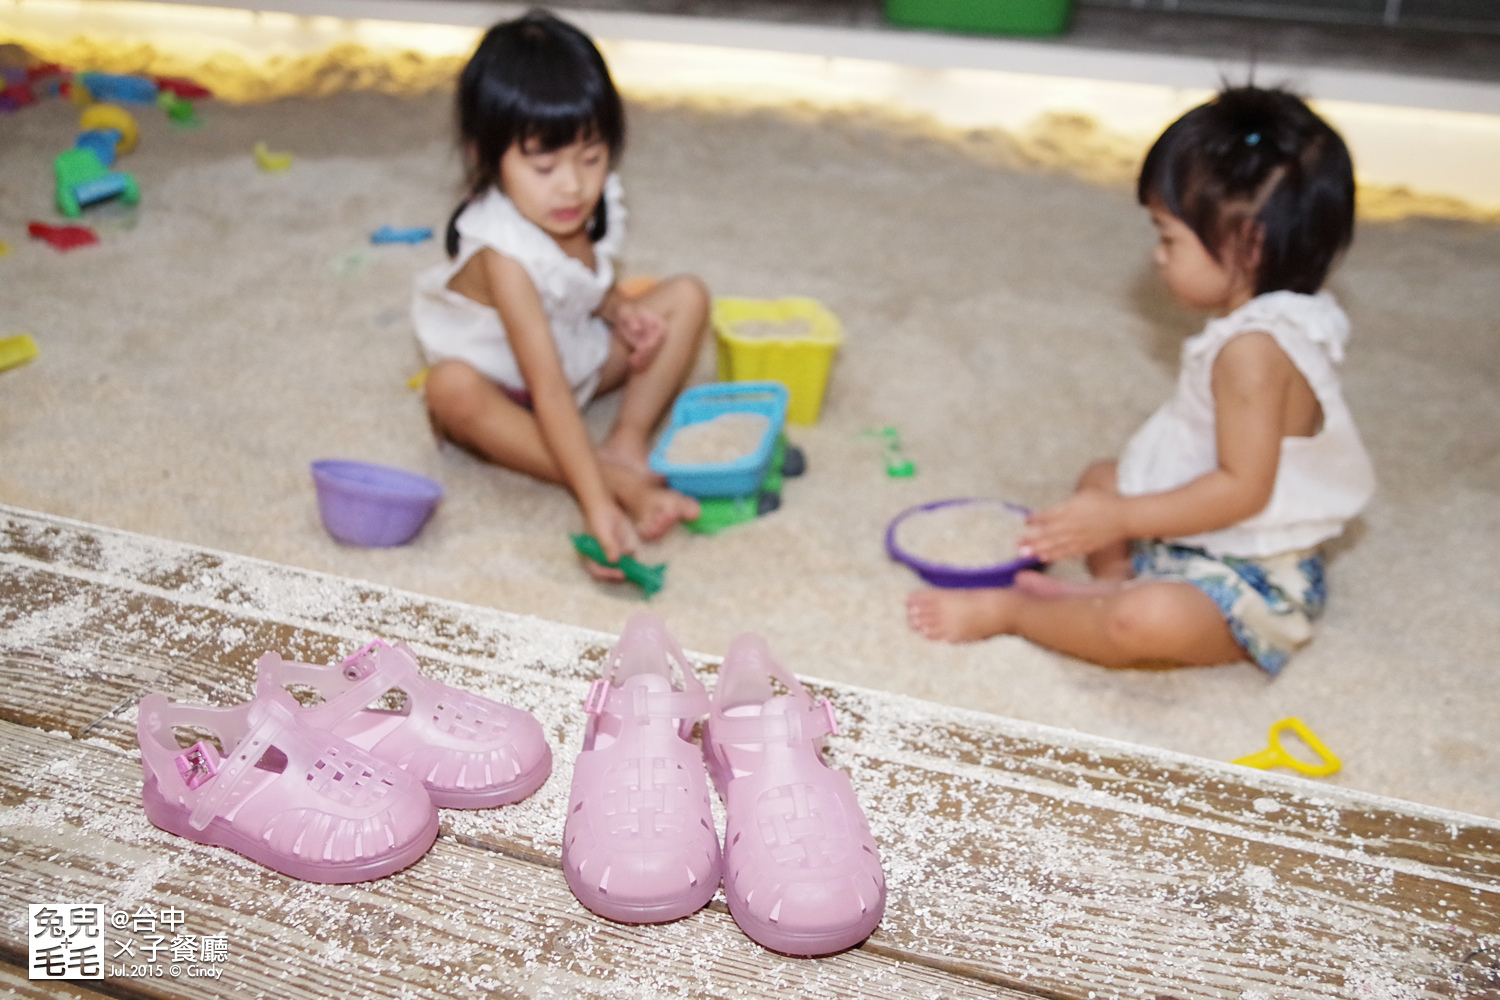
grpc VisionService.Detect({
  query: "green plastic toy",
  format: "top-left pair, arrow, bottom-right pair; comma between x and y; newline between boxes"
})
54,148 -> 139,218
874,427 -> 915,477
685,435 -> 807,535
158,90 -> 201,128
570,534 -> 666,598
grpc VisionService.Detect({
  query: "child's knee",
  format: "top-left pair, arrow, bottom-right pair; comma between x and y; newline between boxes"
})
663,275 -> 710,329
424,361 -> 488,423
1102,585 -> 1186,658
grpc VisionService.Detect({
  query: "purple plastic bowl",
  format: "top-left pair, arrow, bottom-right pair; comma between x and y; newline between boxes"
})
311,460 -> 443,548
886,498 -> 1043,589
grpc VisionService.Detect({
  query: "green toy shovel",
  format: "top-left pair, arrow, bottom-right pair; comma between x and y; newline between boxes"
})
570,534 -> 667,598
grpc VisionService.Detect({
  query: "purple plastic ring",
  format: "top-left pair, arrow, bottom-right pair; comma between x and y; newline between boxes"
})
885,498 -> 1042,589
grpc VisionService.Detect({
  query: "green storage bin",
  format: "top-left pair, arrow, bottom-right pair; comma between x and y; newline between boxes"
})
885,0 -> 1072,36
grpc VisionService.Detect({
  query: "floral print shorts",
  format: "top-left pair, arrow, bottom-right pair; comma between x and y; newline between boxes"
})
1131,541 -> 1327,675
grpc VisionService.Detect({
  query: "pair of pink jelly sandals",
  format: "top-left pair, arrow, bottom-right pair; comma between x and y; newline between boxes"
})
563,614 -> 886,956
137,640 -> 551,884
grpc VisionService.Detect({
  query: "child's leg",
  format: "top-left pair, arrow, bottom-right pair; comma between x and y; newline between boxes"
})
425,359 -> 697,539
425,360 -> 560,480
598,275 -> 709,470
906,580 -> 1245,668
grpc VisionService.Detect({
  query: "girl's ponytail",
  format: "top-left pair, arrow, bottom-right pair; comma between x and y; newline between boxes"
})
444,198 -> 468,259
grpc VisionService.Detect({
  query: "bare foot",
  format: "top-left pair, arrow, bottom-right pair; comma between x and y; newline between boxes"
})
600,457 -> 699,540
906,588 -> 1018,643
633,486 -> 700,541
599,435 -> 656,479
1012,570 -> 1122,599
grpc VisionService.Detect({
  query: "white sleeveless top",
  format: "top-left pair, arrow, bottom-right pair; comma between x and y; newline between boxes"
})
411,174 -> 625,405
1116,291 -> 1376,558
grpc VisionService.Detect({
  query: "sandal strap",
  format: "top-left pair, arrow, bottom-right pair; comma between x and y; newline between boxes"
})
709,697 -> 839,746
186,699 -> 298,832
300,641 -> 417,728
584,678 -> 709,721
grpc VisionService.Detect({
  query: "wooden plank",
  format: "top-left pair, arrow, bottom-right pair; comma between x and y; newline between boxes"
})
833,689 -> 1500,882
4,505 -> 1500,999
0,723 -> 1031,1000
0,963 -> 116,1000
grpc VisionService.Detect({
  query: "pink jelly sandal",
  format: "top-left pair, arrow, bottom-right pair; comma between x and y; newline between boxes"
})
562,613 -> 722,923
703,633 -> 887,955
137,688 -> 439,883
255,640 -> 551,809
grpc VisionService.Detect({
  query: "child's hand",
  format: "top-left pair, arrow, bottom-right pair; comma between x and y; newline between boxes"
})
1021,489 -> 1129,564
610,300 -> 668,372
583,502 -> 640,583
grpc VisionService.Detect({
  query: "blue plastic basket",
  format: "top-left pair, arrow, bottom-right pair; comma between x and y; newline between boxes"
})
649,382 -> 789,498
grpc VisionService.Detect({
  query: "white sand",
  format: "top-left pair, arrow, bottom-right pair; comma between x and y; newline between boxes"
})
2,90 -> 1497,819
893,500 -> 1027,568
664,411 -> 770,465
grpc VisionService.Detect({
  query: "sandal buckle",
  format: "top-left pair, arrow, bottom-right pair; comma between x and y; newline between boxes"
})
584,678 -> 611,715
174,741 -> 220,789
341,641 -> 384,681
819,698 -> 840,738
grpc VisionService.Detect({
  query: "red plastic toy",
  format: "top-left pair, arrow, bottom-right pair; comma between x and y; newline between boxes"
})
0,81 -> 36,111
28,222 -> 99,251
155,76 -> 212,100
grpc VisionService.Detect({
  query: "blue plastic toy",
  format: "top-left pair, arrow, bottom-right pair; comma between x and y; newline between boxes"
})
74,128 -> 121,167
686,433 -> 806,534
76,72 -> 157,104
648,381 -> 789,498
371,225 -> 433,245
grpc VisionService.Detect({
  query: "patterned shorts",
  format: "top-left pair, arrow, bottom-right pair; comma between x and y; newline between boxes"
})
1131,541 -> 1327,675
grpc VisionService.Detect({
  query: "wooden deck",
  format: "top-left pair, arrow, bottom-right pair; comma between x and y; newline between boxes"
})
2,504 -> 1497,999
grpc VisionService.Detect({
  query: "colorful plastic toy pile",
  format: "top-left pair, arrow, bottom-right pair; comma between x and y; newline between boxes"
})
3,61 -> 214,238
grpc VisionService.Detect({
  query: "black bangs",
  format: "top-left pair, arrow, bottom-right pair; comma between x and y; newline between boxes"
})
447,10 -> 625,256
1138,86 -> 1355,295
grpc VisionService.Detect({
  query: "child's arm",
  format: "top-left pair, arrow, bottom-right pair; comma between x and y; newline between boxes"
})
482,250 -> 638,565
1024,332 -> 1298,562
597,285 -> 667,372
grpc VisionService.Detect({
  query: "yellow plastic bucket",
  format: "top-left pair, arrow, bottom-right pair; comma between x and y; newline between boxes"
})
712,297 -> 844,425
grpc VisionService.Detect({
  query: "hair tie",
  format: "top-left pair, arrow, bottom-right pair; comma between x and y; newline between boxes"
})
1245,131 -> 1262,146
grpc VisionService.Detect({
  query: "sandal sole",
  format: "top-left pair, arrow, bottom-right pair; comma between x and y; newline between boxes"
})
142,774 -> 439,884
724,898 -> 880,956
564,869 -> 719,925
422,743 -> 553,809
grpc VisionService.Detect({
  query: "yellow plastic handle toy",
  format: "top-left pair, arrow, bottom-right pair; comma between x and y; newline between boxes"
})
0,334 -> 39,374
253,142 -> 293,172
1232,716 -> 1341,777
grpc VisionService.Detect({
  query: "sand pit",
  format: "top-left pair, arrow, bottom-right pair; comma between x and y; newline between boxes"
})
2,88 -> 1497,819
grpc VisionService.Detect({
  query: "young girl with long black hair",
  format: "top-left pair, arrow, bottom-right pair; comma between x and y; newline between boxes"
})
413,11 -> 707,580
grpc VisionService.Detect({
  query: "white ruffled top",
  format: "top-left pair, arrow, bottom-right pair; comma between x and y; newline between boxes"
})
1117,290 -> 1376,557
411,174 -> 626,405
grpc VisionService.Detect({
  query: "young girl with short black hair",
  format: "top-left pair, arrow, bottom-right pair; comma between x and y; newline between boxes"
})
909,86 -> 1376,674
414,11 -> 707,580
